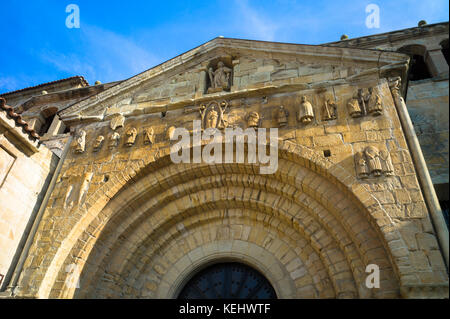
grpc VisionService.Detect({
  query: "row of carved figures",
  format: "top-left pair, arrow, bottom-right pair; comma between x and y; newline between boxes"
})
75,127 -> 155,153
355,146 -> 394,178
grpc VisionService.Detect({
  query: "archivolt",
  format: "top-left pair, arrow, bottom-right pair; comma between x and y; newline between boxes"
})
37,141 -> 402,298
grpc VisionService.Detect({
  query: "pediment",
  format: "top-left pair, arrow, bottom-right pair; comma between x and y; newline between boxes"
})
59,37 -> 409,123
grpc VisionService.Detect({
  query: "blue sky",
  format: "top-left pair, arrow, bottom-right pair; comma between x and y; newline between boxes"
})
0,0 -> 448,94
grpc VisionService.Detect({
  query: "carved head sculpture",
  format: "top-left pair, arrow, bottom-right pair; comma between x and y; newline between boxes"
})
247,111 -> 260,128
217,61 -> 224,68
144,127 -> 155,145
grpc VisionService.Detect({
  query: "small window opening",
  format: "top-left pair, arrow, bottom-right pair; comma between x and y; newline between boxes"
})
323,150 -> 331,157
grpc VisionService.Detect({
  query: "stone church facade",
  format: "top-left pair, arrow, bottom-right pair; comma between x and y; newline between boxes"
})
0,22 -> 448,298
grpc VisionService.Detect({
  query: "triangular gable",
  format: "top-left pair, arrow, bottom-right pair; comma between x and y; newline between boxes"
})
59,37 -> 409,122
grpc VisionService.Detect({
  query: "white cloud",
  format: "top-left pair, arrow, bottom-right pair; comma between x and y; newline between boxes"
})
233,0 -> 280,41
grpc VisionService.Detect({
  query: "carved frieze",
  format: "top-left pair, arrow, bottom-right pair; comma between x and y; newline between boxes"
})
355,146 -> 394,178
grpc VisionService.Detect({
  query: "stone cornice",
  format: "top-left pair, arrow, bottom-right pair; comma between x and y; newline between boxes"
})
325,22 -> 449,48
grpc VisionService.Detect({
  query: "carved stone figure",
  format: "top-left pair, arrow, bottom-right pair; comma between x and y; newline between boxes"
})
357,88 -> 370,115
93,135 -> 104,151
247,111 -> 260,128
208,61 -> 232,92
143,127 -> 155,145
110,114 -> 125,130
297,96 -> 314,123
365,146 -> 382,176
109,132 -> 120,148
64,172 -> 93,209
379,150 -> 394,176
75,130 -> 86,153
125,127 -> 138,146
200,101 -> 228,130
347,98 -> 362,118
277,106 -> 288,127
323,99 -> 337,121
355,151 -> 369,179
367,88 -> 383,116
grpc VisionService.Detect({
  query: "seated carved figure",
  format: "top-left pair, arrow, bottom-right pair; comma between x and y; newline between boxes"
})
208,61 -> 231,92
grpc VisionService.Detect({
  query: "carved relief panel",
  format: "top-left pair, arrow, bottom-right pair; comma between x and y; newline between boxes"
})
355,146 -> 394,178
200,101 -> 228,129
206,59 -> 232,94
348,87 -> 383,118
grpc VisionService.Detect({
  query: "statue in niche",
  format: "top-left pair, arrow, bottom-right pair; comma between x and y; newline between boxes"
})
277,105 -> 289,127
355,151 -> 369,179
364,146 -> 382,176
323,99 -> 337,121
93,135 -> 104,151
75,130 -> 86,153
110,113 -> 125,130
143,127 -> 155,145
379,150 -> 394,176
347,98 -> 362,118
367,88 -> 383,116
200,101 -> 228,130
208,61 -> 232,93
247,111 -> 260,128
109,132 -> 120,148
125,127 -> 138,146
297,95 -> 314,124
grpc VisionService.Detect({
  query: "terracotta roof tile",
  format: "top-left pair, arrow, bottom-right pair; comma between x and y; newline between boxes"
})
0,97 -> 39,140
0,76 -> 89,96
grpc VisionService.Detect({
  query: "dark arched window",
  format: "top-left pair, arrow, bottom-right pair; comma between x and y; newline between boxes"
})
398,45 -> 432,81
178,262 -> 277,299
441,39 -> 449,66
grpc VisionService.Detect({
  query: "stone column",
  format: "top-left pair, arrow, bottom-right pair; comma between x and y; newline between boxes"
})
389,77 -> 449,270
